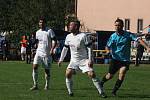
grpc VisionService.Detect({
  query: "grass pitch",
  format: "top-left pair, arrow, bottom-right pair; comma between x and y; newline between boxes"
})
0,61 -> 150,100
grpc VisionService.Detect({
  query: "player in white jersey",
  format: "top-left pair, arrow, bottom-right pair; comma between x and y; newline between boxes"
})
58,20 -> 107,98
30,17 -> 57,90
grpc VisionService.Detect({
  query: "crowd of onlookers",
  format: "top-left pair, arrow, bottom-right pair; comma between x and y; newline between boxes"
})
20,34 -> 37,64
0,33 -> 37,62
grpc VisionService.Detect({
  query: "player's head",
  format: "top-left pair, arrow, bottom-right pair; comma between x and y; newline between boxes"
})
22,35 -> 27,40
115,18 -> 124,32
68,20 -> 80,33
39,16 -> 46,29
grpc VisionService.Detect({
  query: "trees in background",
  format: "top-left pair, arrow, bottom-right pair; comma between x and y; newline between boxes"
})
0,0 -> 75,37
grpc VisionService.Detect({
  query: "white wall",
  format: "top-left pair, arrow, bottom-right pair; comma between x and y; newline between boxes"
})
77,0 -> 150,33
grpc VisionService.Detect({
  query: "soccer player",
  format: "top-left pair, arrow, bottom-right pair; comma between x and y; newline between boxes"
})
30,17 -> 57,90
101,18 -> 150,96
58,20 -> 107,98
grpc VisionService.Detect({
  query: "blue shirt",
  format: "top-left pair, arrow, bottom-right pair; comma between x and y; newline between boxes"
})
148,28 -> 150,33
106,31 -> 138,61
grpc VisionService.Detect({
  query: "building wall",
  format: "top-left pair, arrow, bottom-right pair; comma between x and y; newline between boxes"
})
77,0 -> 150,33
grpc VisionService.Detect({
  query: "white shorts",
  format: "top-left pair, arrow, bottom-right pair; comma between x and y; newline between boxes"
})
33,53 -> 52,69
67,59 -> 93,73
21,47 -> 26,54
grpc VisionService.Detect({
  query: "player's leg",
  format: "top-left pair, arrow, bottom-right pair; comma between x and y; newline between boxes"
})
87,71 -> 107,98
101,73 -> 114,87
43,56 -> 51,90
66,68 -> 74,96
101,59 -> 118,87
112,66 -> 127,96
21,47 -> 24,61
30,64 -> 39,90
79,59 -> 107,98
30,54 -> 40,90
44,68 -> 50,90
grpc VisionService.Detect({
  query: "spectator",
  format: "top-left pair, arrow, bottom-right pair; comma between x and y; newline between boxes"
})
0,35 -> 8,60
20,35 -> 27,61
29,34 -> 37,61
135,42 -> 145,66
26,36 -> 32,64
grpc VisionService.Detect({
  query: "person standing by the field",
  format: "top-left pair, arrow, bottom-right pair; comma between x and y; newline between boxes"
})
30,17 -> 57,90
135,41 -> 145,66
20,35 -> 27,61
58,20 -> 107,98
100,18 -> 150,96
29,33 -> 37,61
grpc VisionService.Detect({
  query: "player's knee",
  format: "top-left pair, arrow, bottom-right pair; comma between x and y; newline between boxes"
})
118,73 -> 126,80
88,71 -> 95,78
66,73 -> 72,78
45,70 -> 50,77
33,64 -> 38,70
106,73 -> 113,79
46,73 -> 50,77
66,69 -> 73,78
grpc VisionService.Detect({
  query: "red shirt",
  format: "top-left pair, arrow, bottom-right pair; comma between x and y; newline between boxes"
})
21,39 -> 27,47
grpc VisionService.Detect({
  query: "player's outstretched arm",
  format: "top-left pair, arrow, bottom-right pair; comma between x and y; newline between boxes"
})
138,39 -> 150,52
87,46 -> 94,68
58,46 -> 68,67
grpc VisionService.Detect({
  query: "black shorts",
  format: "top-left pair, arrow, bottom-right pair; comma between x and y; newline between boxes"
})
108,59 -> 130,74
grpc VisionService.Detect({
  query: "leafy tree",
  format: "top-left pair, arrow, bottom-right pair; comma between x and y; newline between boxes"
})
0,0 -> 75,42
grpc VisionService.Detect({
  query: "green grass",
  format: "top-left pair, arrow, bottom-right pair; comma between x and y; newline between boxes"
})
0,61 -> 150,100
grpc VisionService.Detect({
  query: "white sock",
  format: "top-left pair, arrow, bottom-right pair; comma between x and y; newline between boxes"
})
32,69 -> 38,87
92,78 -> 104,94
45,74 -> 50,88
21,55 -> 24,60
66,78 -> 73,94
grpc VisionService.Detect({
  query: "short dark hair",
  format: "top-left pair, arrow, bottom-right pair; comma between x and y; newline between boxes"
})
75,20 -> 80,28
71,20 -> 80,29
115,18 -> 124,26
39,16 -> 46,23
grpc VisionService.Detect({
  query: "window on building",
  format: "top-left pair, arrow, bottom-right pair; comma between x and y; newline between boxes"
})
137,19 -> 143,33
124,19 -> 130,31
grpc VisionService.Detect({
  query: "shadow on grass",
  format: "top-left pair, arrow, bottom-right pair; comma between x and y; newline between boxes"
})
107,89 -> 150,99
117,93 -> 150,99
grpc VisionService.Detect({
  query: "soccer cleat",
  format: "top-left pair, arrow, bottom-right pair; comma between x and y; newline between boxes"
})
112,91 -> 117,96
44,86 -> 49,90
100,93 -> 107,98
112,88 -> 117,96
30,86 -> 38,91
69,93 -> 74,97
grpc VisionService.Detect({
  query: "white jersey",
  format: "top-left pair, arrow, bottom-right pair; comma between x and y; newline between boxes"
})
36,28 -> 55,56
65,32 -> 92,62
